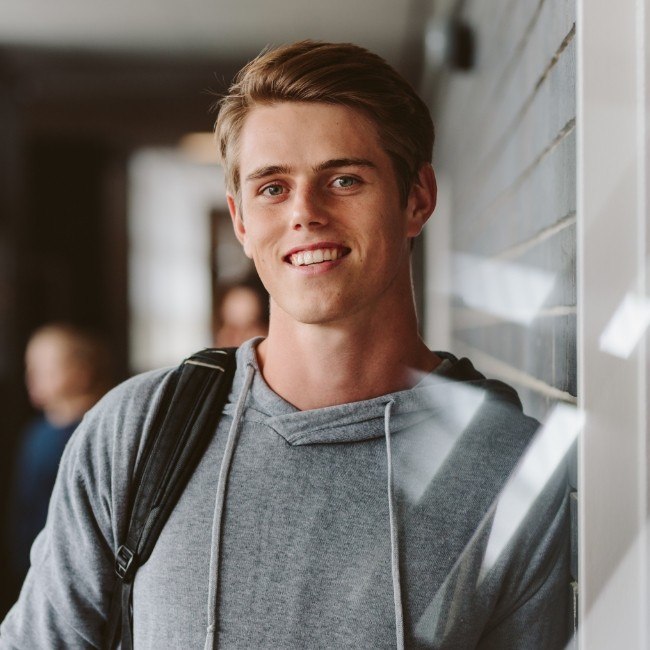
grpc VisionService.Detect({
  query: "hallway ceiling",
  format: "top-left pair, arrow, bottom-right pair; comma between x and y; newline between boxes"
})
0,0 -> 425,66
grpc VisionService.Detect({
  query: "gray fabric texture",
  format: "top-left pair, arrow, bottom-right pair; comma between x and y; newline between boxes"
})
0,338 -> 570,649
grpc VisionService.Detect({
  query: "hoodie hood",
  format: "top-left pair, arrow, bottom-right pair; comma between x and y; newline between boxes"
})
223,338 -> 524,447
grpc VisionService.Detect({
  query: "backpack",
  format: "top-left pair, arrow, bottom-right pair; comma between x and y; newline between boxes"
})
104,347 -> 237,650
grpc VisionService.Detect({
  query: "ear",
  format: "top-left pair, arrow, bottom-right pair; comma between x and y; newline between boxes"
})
406,163 -> 437,238
227,194 -> 253,259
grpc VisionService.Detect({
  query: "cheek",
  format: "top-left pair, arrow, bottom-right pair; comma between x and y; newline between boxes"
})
373,211 -> 404,248
245,224 -> 277,262
238,209 -> 267,257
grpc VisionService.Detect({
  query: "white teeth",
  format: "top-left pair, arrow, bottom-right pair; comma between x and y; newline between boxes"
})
290,247 -> 343,266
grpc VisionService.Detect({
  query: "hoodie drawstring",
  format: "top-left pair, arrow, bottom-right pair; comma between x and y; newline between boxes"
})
203,372 -> 403,650
384,399 -> 405,650
204,363 -> 255,650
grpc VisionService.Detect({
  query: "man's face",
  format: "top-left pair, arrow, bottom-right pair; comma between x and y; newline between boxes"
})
228,101 -> 433,328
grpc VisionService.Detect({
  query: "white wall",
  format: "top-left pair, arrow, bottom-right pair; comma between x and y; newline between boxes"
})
577,0 -> 650,647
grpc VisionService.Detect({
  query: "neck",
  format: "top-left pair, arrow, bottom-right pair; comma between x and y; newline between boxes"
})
257,303 -> 440,411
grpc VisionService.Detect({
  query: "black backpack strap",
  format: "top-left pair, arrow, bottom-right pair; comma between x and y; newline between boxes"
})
104,347 -> 237,649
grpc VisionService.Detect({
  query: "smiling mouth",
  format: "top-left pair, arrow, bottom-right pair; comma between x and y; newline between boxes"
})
284,246 -> 351,267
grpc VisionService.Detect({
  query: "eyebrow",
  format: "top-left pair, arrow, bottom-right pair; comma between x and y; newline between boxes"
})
245,165 -> 292,182
314,158 -> 377,172
244,158 -> 377,182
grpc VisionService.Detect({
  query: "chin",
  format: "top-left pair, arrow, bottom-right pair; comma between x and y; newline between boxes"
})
279,301 -> 341,326
294,311 -> 338,326
273,293 -> 362,327
298,304 -> 363,327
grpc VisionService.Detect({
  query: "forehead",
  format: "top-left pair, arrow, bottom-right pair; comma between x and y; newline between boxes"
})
237,102 -> 388,173
26,332 -> 70,362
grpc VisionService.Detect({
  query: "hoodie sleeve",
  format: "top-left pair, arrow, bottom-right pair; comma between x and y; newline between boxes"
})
477,463 -> 571,650
477,548 -> 570,650
0,369 -> 173,649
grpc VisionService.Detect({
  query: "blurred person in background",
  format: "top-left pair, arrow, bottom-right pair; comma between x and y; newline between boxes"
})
214,276 -> 269,347
5,324 -> 113,595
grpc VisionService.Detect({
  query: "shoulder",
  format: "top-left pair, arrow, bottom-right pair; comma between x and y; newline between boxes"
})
435,351 -> 539,435
60,367 -> 178,495
92,366 -> 177,417
80,366 -> 175,434
41,366 -> 180,552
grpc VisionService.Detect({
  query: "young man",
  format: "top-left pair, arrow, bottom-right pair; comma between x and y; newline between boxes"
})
0,41 -> 569,649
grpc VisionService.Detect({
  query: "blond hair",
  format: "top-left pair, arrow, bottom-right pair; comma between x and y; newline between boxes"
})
214,40 -> 434,206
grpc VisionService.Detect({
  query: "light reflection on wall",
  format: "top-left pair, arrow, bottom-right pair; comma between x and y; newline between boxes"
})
452,252 -> 556,325
599,290 -> 650,359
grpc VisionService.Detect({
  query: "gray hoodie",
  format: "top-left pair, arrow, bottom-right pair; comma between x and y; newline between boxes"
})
0,338 -> 569,649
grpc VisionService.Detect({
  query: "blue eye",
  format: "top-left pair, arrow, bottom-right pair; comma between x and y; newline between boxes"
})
333,176 -> 357,188
262,184 -> 284,196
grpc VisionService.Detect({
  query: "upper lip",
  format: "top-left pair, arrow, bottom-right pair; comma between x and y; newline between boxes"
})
282,242 -> 350,262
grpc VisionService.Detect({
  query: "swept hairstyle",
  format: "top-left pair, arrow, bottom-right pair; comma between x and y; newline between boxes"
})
214,40 -> 434,207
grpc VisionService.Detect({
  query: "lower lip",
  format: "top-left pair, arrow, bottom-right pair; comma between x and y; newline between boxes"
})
286,255 -> 346,275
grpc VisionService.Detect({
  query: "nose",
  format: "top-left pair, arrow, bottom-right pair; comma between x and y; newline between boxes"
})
289,185 -> 328,231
